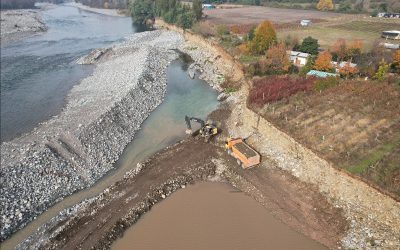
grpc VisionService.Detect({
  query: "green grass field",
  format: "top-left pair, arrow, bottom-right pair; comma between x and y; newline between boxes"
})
278,19 -> 400,51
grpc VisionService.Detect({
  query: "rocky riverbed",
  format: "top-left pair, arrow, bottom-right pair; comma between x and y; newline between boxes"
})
0,30 -> 185,241
0,9 -> 47,46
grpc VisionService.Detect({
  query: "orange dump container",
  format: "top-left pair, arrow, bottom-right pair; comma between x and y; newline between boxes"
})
226,138 -> 261,169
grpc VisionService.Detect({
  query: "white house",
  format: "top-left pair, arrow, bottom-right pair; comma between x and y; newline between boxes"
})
382,30 -> 400,40
288,51 -> 310,67
331,61 -> 358,72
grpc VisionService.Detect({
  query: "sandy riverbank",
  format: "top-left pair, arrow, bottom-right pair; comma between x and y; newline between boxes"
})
0,30 -> 184,242
0,9 -> 47,46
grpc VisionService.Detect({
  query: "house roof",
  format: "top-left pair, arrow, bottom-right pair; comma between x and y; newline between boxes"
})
288,51 -> 310,58
307,70 -> 338,78
332,61 -> 357,68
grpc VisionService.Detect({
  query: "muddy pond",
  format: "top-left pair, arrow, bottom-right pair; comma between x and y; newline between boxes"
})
112,182 -> 327,250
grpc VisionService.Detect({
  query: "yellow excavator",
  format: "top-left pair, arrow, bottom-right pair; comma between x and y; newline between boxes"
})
185,115 -> 219,142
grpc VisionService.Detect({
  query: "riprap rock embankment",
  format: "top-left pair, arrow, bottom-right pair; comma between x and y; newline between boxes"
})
0,30 -> 184,241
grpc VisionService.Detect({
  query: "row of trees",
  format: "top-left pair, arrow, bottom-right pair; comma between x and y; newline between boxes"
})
130,0 -> 202,29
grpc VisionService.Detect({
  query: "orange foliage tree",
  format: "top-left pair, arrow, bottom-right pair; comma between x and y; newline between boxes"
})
237,43 -> 250,55
317,0 -> 334,10
392,50 -> 400,72
250,20 -> 277,55
347,39 -> 363,58
332,38 -> 347,61
314,51 -> 333,72
264,42 -> 291,73
339,62 -> 359,78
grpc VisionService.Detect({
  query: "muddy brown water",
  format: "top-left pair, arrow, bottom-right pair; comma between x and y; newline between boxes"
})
112,182 -> 327,250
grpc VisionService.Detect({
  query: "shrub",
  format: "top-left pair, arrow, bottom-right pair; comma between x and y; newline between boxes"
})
314,77 -> 339,91
192,22 -> 216,37
374,60 -> 390,81
216,25 -> 230,37
249,76 -> 315,106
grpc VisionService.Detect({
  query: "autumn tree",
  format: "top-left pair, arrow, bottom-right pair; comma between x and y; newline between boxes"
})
339,62 -> 359,78
314,51 -> 333,72
391,49 -> 400,69
264,42 -> 291,73
250,20 -> 277,55
332,38 -> 347,61
317,0 -> 334,10
347,39 -> 363,58
299,36 -> 319,55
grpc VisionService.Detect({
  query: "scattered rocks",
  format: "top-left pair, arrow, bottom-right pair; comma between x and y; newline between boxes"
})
0,30 -> 185,242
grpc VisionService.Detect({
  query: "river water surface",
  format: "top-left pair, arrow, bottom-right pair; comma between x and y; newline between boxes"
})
0,4 -> 143,141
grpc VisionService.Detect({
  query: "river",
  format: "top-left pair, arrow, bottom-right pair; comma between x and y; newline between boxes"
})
0,3 -> 145,141
1,4 -> 219,247
2,4 -> 326,250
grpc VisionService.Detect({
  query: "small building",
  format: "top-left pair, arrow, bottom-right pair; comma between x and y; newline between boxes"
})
382,42 -> 400,49
287,51 -> 310,67
377,12 -> 400,18
307,70 -> 338,78
300,19 -> 312,26
202,4 -> 216,9
382,30 -> 400,40
331,61 -> 358,73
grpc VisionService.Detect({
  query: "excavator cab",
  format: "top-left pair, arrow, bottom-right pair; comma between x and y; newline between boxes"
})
185,115 -> 219,142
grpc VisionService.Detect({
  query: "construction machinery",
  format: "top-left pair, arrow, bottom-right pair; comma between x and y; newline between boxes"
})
185,115 -> 219,142
225,138 -> 260,169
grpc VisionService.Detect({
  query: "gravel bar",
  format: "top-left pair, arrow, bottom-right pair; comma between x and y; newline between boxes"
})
0,30 -> 184,241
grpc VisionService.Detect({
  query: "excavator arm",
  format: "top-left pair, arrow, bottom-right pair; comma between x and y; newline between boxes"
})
185,115 -> 205,134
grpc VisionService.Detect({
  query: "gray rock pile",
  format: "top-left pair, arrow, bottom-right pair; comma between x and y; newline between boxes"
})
0,30 -> 184,241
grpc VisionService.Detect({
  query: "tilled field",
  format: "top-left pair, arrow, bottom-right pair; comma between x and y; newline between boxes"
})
255,81 -> 400,199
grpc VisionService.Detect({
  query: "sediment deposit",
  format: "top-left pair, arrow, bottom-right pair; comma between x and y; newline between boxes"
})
0,30 -> 184,241
0,9 -> 46,46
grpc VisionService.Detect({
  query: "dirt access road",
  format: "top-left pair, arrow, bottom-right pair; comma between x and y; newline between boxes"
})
38,107 -> 347,249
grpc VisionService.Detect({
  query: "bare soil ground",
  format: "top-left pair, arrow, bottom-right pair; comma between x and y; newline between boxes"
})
40,107 -> 348,249
204,6 -> 347,25
253,81 -> 400,198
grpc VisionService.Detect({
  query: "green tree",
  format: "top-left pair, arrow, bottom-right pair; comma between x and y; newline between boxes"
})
299,36 -> 319,55
247,26 -> 256,41
192,0 -> 202,21
250,20 -> 277,55
374,59 -> 389,81
130,0 -> 155,24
